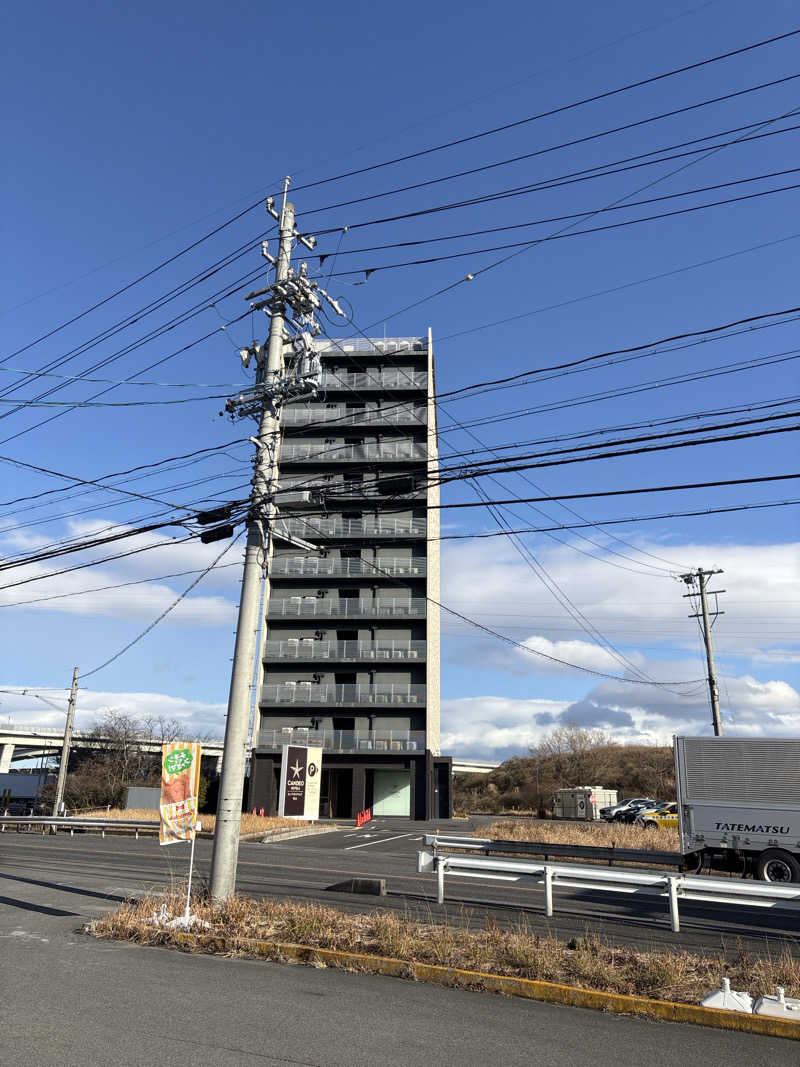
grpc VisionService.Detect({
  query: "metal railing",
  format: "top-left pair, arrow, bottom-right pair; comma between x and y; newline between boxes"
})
418,835 -> 800,933
283,405 -> 427,427
0,816 -> 160,838
264,639 -> 427,662
261,682 -> 426,706
280,441 -> 427,463
267,597 -> 426,618
276,476 -> 425,499
316,337 -> 425,355
319,371 -> 427,391
258,727 -> 425,752
276,516 -> 426,539
270,556 -> 426,578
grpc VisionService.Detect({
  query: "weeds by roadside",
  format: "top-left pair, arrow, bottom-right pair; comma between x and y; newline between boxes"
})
84,809 -> 304,835
480,818 -> 680,851
89,890 -> 800,1006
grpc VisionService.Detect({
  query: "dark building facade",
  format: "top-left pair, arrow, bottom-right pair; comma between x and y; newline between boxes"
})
247,333 -> 450,820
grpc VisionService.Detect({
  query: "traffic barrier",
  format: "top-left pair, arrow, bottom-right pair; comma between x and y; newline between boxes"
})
418,837 -> 800,933
356,807 -> 373,827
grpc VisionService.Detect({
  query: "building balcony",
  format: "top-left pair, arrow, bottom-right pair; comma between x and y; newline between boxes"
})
319,371 -> 427,392
257,726 -> 426,753
270,556 -> 426,579
267,597 -> 426,619
261,683 -> 426,707
264,639 -> 427,662
282,405 -> 427,427
277,476 -> 425,502
280,441 -> 427,464
275,516 -> 426,540
317,338 -> 425,356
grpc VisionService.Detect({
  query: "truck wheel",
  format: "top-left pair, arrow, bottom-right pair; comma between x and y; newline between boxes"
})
643,819 -> 658,829
756,849 -> 800,883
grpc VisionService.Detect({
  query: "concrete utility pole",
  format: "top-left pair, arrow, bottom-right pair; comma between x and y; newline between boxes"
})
52,666 -> 79,816
209,190 -> 295,900
680,568 -> 725,736
208,180 -> 344,900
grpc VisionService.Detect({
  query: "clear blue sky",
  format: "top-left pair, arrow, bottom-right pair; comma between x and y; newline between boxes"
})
2,1 -> 798,756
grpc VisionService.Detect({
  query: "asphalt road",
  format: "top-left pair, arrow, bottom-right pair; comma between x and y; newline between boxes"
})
1,825 -> 795,1066
2,817 -> 799,957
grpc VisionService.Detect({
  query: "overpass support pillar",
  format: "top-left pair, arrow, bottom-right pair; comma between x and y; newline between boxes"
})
0,743 -> 14,773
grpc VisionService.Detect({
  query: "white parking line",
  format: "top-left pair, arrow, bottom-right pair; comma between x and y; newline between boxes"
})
344,832 -> 415,850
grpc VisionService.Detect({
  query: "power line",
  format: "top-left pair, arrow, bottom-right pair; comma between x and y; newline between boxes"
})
325,180 -> 800,278
81,533 -> 244,680
433,498 -> 800,540
290,27 -> 800,200
0,562 -> 242,611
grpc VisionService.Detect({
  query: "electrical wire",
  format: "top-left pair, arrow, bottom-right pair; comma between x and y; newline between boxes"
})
80,532 -> 245,680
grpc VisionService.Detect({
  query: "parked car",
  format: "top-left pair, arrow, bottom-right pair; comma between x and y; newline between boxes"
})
634,801 -> 678,829
635,802 -> 678,827
599,797 -> 656,822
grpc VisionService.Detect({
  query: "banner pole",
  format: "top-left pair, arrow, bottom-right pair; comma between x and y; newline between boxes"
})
184,830 -> 197,923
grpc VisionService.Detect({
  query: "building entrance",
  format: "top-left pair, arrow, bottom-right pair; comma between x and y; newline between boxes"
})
320,768 -> 353,819
372,769 -> 410,816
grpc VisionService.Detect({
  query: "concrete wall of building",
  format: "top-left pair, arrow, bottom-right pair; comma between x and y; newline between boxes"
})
425,329 -> 441,757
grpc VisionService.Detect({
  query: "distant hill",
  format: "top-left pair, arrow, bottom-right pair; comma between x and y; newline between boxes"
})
454,734 -> 674,814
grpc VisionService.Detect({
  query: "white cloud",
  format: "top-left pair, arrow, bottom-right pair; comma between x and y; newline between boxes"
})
0,518 -> 243,624
441,538 -> 800,666
1,685 -> 227,738
442,665 -> 800,758
515,634 -> 634,674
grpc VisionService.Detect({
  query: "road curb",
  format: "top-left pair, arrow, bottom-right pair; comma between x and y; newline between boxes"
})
164,931 -> 800,1040
252,825 -> 342,844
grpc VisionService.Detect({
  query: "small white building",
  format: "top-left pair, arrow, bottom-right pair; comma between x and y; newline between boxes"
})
553,786 -> 617,821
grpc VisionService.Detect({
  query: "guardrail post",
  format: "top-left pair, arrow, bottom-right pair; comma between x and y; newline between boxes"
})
437,858 -> 445,905
544,865 -> 554,917
668,876 -> 680,932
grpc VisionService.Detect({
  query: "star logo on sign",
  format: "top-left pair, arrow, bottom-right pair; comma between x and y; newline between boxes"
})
290,760 -> 303,779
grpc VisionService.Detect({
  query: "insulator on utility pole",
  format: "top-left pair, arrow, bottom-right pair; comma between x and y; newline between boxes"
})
680,568 -> 725,736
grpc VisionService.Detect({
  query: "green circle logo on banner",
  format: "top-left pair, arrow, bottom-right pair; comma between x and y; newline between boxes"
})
164,749 -> 193,775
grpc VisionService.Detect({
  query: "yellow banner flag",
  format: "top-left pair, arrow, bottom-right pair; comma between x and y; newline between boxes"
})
159,742 -> 202,846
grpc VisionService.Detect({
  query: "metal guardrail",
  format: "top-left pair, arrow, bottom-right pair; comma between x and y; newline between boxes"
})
428,834 -> 685,869
418,835 -> 800,933
0,816 -> 159,838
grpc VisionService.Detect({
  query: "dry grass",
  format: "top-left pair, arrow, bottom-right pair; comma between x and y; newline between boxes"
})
90,890 -> 800,1006
481,818 -> 680,851
83,809 -> 305,835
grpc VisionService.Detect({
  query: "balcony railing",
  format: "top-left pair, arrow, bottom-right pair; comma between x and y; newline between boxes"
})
270,556 -> 426,578
261,683 -> 426,706
264,639 -> 427,662
317,338 -> 425,355
257,727 -> 426,753
319,371 -> 427,391
267,598 -> 426,618
277,476 -> 425,500
276,516 -> 426,539
283,405 -> 426,427
280,441 -> 427,463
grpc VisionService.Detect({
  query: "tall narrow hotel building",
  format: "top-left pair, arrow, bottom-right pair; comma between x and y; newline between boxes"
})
247,331 -> 451,819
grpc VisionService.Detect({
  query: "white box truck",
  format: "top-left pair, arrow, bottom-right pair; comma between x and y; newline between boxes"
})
675,736 -> 800,883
